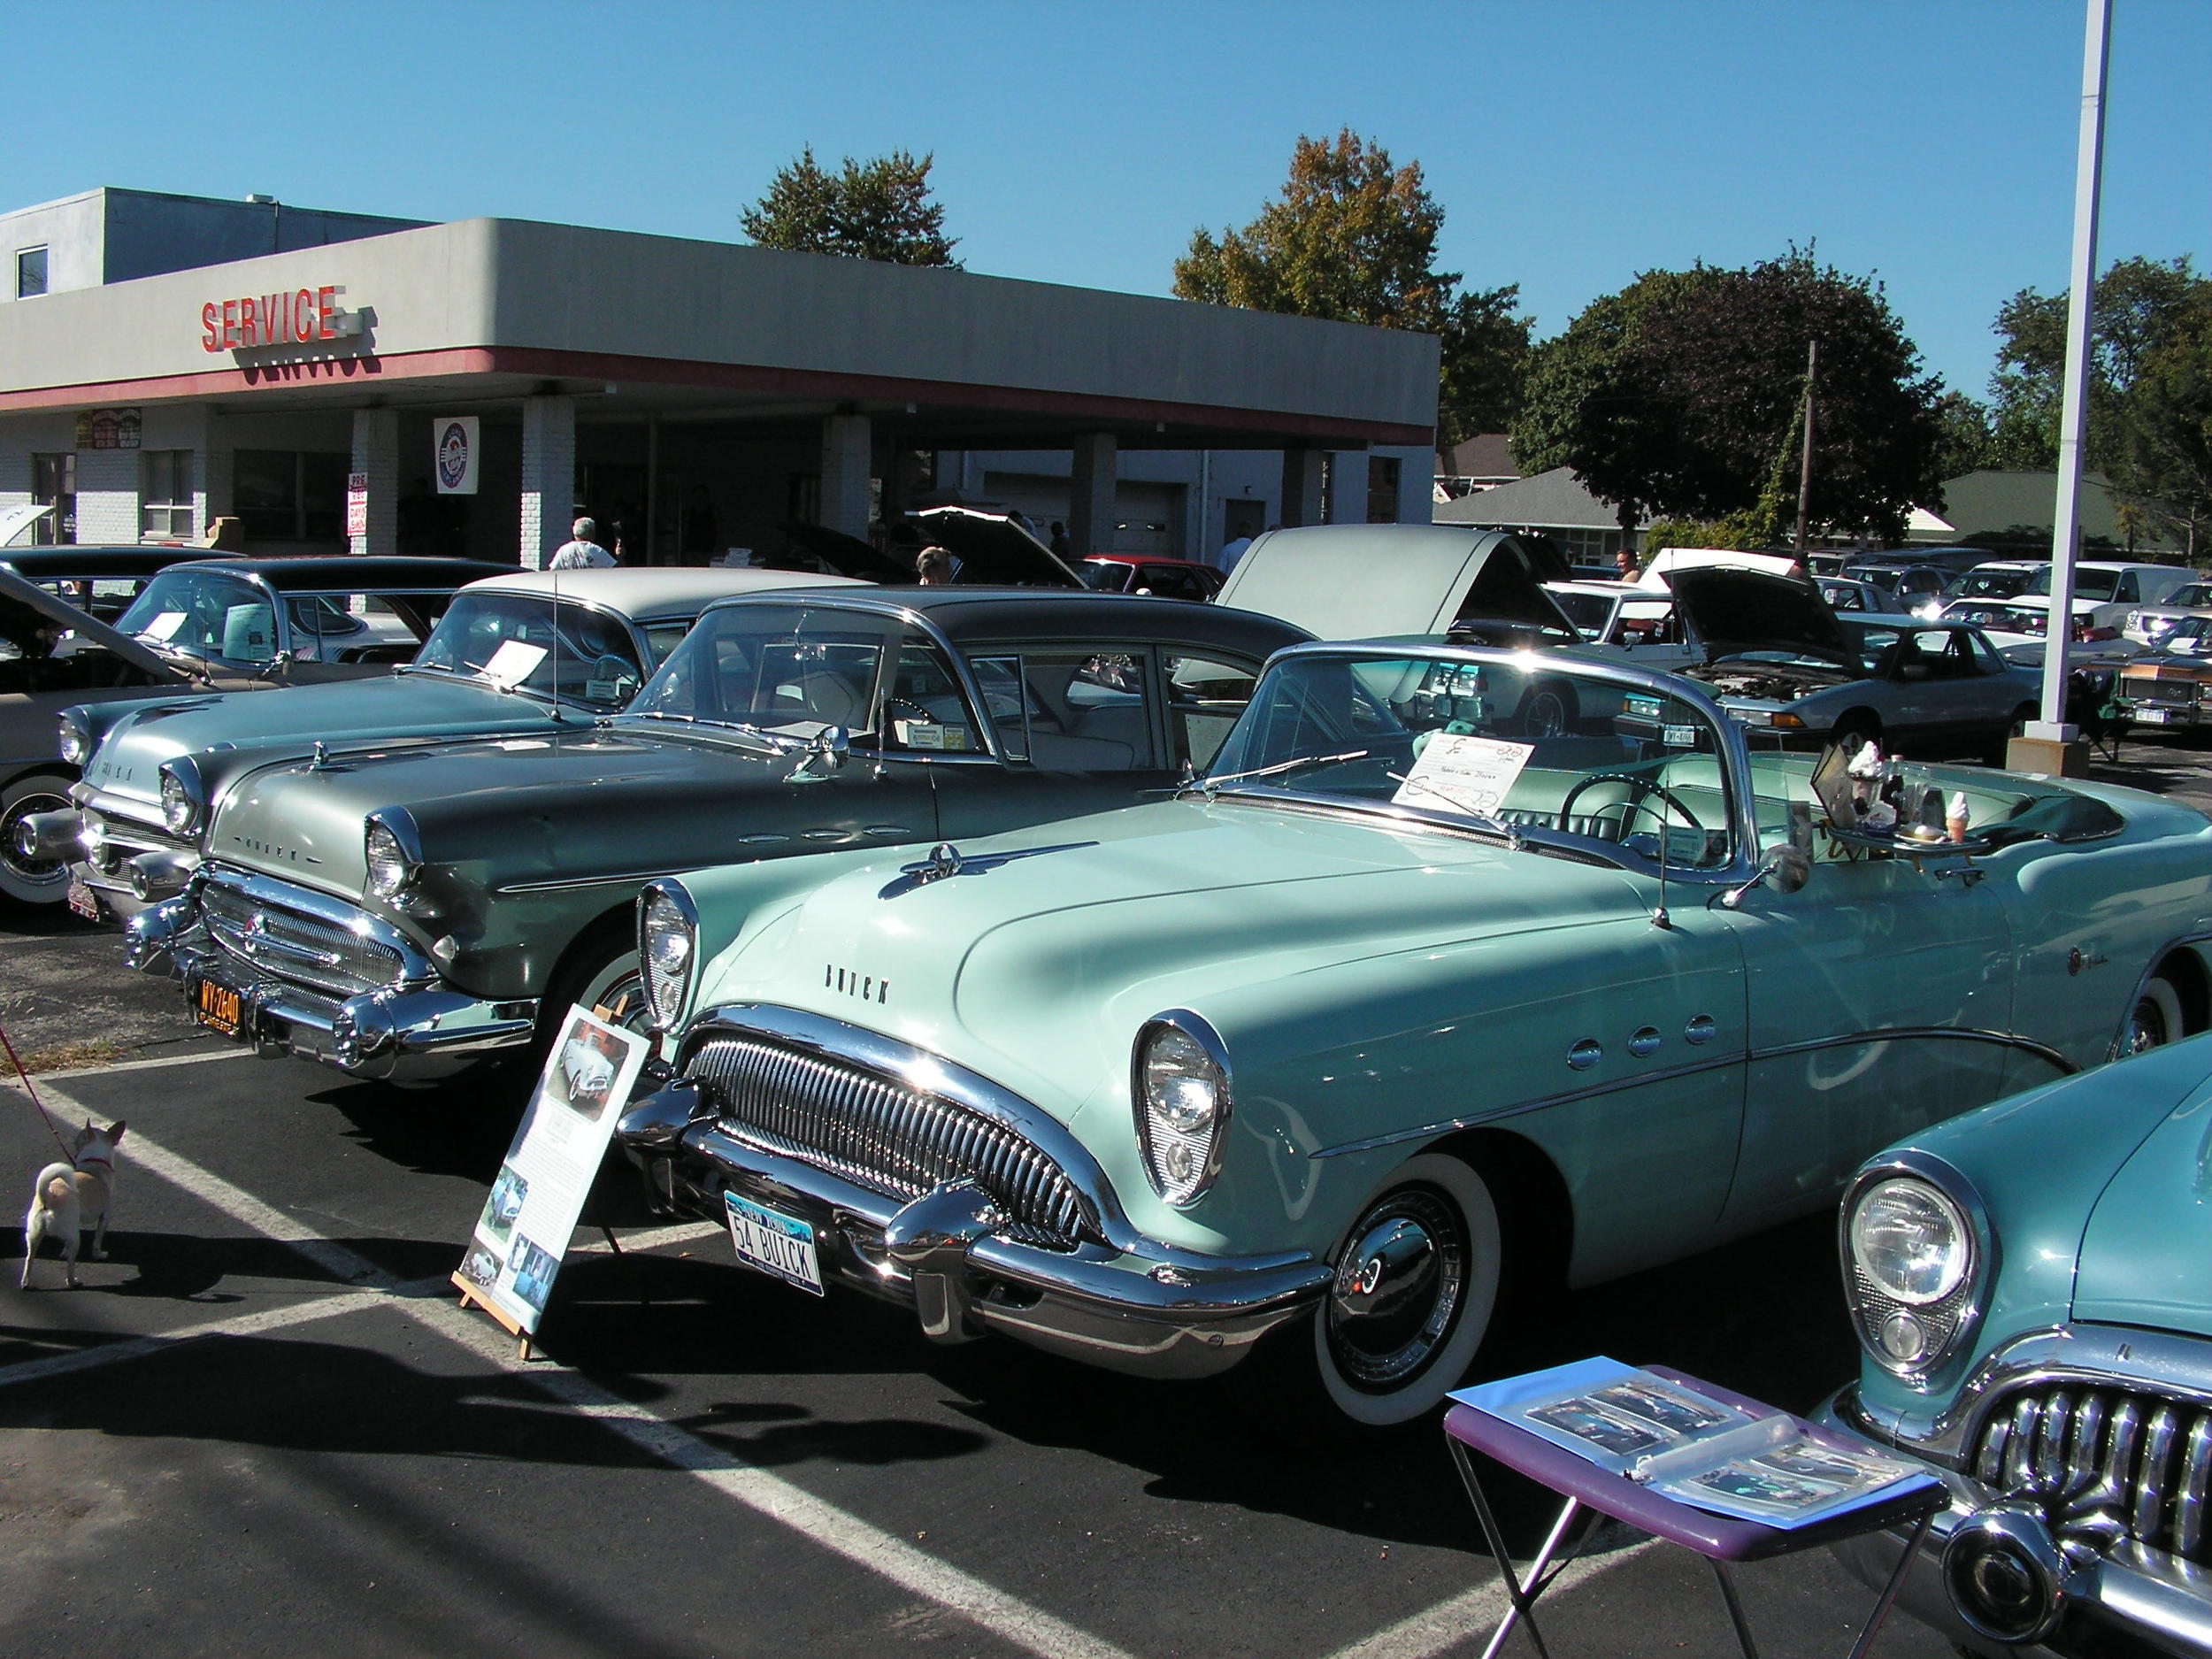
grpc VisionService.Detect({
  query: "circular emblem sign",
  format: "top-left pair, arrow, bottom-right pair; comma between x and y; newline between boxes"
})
436,420 -> 471,491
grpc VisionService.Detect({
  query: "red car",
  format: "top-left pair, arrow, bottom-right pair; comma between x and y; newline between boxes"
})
1081,556 -> 1224,602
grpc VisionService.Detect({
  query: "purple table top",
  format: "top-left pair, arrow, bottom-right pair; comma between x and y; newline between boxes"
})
1443,1365 -> 1942,1563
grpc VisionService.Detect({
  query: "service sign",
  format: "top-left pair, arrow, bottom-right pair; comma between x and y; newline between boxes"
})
434,416 -> 480,495
200,284 -> 361,352
456,1007 -> 649,1335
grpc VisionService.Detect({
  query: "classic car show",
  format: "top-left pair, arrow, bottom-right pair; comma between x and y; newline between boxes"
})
5,9 -> 2210,1657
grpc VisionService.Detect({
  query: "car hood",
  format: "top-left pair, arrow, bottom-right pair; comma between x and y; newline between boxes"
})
911,505 -> 1087,587
0,564 -> 183,683
80,673 -> 580,808
777,521 -> 913,584
1668,567 -> 1857,667
2072,1062 -> 2212,1340
696,798 -> 1653,1124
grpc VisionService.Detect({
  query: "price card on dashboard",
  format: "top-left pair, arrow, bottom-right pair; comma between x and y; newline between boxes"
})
142,611 -> 187,641
480,640 -> 549,688
1393,732 -> 1533,817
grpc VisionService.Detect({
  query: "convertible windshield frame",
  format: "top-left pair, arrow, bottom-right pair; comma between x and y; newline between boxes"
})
401,589 -> 654,713
1201,641 -> 1766,884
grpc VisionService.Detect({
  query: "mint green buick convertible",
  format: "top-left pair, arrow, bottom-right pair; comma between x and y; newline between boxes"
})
618,641 -> 2212,1424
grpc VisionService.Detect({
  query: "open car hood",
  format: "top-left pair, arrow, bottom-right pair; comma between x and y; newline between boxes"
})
0,503 -> 55,548
776,521 -> 914,585
1669,566 -> 1857,667
911,505 -> 1087,588
0,563 -> 183,683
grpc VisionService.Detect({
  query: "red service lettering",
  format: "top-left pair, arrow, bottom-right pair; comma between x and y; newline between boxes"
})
317,286 -> 337,341
296,288 -> 312,340
240,296 -> 258,348
201,303 -> 219,352
221,299 -> 239,349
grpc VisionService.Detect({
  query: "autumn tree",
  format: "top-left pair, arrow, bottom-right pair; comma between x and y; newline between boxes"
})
741,147 -> 959,266
1173,130 -> 1530,448
1513,252 -> 1946,542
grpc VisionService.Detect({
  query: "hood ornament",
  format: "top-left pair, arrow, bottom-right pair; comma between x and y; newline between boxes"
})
311,741 -> 330,770
913,842 -> 964,884
879,840 -> 1099,900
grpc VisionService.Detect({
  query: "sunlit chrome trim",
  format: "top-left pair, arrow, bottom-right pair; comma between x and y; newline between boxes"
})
1132,1008 -> 1233,1210
636,878 -> 699,1034
1839,1152 -> 1997,1385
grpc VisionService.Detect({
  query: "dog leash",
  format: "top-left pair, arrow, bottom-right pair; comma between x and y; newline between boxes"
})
0,1019 -> 74,1160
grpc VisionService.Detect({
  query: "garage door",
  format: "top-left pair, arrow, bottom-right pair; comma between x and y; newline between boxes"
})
981,473 -> 1183,556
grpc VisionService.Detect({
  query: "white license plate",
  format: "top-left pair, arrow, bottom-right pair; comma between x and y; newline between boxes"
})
2139,708 -> 2178,724
65,880 -> 100,921
724,1191 -> 823,1295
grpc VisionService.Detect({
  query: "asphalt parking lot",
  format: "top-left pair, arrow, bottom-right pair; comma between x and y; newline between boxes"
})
6,730 -> 2211,1659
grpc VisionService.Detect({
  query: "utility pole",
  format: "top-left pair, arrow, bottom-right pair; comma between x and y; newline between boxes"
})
2016,0 -> 2110,777
1793,340 -> 1818,554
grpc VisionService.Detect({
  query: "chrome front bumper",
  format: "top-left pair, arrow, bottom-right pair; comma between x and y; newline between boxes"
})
1823,1386 -> 2212,1658
127,880 -> 536,1081
618,1079 -> 1332,1382
19,797 -> 197,922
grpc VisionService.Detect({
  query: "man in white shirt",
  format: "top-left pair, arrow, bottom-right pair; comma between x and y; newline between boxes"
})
548,517 -> 616,569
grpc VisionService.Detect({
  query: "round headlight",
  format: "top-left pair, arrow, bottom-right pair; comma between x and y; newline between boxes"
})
157,762 -> 203,836
364,821 -> 415,900
58,712 -> 90,766
1134,1014 -> 1231,1209
638,881 -> 699,1032
1850,1178 -> 1971,1306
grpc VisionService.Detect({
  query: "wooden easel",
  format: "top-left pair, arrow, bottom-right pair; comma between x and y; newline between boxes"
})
453,1273 -> 538,1361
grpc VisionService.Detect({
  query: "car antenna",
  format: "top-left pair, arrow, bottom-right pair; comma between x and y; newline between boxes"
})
1652,776 -> 1673,930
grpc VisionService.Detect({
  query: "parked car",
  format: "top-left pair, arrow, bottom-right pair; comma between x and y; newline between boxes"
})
1916,560 -> 2046,621
910,505 -> 1087,587
30,567 -> 854,922
2116,614 -> 2212,729
0,565 -> 237,905
0,545 -> 243,626
124,588 -> 1307,1080
616,641 -> 2212,1426
1815,576 -> 1901,614
2019,561 -> 2194,639
1543,580 -> 1700,670
1665,569 -> 2042,760
1824,1032 -> 2212,1655
1082,556 -> 1224,602
2123,577 -> 2212,648
113,556 -> 513,681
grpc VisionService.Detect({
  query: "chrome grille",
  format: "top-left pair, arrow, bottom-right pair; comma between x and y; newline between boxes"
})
2127,678 -> 2200,707
1972,1383 -> 2212,1564
201,884 -> 405,999
687,1034 -> 1087,1247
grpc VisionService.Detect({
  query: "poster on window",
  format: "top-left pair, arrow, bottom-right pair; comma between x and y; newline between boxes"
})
434,416 -> 480,495
345,472 -> 369,537
454,1006 -> 649,1335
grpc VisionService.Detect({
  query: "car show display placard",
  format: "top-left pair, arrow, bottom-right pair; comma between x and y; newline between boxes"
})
455,1006 -> 649,1339
434,416 -> 480,495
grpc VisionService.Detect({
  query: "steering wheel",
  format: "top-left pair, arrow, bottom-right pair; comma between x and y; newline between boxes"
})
1556,772 -> 1705,840
882,695 -> 937,725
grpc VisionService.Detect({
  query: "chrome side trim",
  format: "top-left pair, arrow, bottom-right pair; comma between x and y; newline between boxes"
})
492,866 -> 696,896
1756,1027 -> 2077,1076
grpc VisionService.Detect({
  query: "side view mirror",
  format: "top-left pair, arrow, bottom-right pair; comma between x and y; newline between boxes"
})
1719,841 -> 1811,909
788,725 -> 850,783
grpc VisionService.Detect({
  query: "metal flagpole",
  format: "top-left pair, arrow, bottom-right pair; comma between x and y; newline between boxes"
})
2022,0 -> 2111,773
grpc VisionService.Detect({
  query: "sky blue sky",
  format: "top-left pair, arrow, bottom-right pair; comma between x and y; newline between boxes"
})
9,0 -> 2204,414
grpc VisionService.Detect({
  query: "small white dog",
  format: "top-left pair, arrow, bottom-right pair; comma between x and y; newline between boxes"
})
20,1118 -> 126,1289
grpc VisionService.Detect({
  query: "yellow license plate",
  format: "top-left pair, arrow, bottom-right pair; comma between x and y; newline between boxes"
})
196,980 -> 242,1038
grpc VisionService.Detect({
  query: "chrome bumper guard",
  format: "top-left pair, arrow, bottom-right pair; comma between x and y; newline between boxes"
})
14,808 -> 88,864
1821,1386 -> 2212,1658
618,1079 -> 1332,1381
127,879 -> 536,1081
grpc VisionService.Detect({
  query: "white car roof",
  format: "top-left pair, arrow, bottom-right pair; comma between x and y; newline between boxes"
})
458,565 -> 862,622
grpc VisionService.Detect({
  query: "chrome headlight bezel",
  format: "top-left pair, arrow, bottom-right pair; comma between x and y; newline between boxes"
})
1840,1154 -> 1995,1385
363,808 -> 423,902
157,756 -> 204,837
1133,1010 -> 1232,1210
637,879 -> 700,1035
57,710 -> 91,767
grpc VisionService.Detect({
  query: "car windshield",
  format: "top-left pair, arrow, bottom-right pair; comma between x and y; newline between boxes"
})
1081,563 -> 1134,592
624,602 -> 922,742
1945,568 -> 2034,601
1203,650 -> 1737,870
2167,618 -> 2212,651
1941,601 -> 2020,630
114,569 -> 432,666
2164,583 -> 2212,610
409,591 -> 649,711
2025,566 -> 2120,601
1548,590 -> 1617,636
1842,566 -> 1903,593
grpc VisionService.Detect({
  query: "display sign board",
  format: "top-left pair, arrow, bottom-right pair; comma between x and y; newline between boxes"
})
345,472 -> 369,538
73,409 -> 141,450
434,416 -> 480,495
455,1007 -> 649,1337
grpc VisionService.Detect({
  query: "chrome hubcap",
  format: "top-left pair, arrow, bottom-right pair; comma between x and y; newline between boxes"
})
1325,1188 -> 1466,1390
1,789 -> 71,884
2127,997 -> 2170,1055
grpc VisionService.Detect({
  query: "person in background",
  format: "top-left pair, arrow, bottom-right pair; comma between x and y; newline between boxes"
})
1218,533 -> 1253,572
1614,547 -> 1640,580
549,517 -> 616,569
680,486 -> 719,562
1048,521 -> 1071,557
916,545 -> 955,585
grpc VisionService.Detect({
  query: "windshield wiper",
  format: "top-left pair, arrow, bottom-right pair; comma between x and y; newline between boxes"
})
1185,749 -> 1371,798
620,710 -> 793,753
1385,770 -> 1525,849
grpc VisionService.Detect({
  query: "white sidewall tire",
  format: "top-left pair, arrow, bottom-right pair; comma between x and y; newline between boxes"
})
2131,976 -> 2185,1054
0,772 -> 76,905
1312,1153 -> 1502,1427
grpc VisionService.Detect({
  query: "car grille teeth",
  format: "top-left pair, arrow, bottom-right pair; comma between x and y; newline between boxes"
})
201,884 -> 404,999
1973,1385 -> 2212,1566
686,1035 -> 1086,1248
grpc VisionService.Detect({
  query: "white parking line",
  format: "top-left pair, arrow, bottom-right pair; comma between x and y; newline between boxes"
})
25,1046 -> 253,1083
23,1080 -> 1142,1659
1318,1545 -> 1655,1659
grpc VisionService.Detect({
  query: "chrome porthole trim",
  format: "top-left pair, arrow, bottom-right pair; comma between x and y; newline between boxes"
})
1684,1014 -> 1717,1045
1627,1025 -> 1662,1058
1566,1038 -> 1601,1071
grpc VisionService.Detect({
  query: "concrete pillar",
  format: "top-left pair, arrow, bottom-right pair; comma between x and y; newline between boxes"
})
193,413 -> 234,539
1385,445 -> 1434,526
1280,449 -> 1325,529
519,395 -> 577,570
819,413 -> 872,541
349,407 -> 400,557
1068,431 -> 1117,557
1326,449 -> 1371,525
73,446 -> 138,543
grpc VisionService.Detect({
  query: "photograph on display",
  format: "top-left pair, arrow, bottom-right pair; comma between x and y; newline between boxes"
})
1522,1398 -> 1672,1458
550,1014 -> 626,1121
1683,1462 -> 1839,1514
482,1165 -> 527,1241
458,1246 -> 501,1292
1586,1379 -> 1741,1437
509,1237 -> 559,1314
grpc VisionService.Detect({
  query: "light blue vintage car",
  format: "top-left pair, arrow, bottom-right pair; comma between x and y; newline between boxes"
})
1827,1033 -> 2212,1655
617,639 -> 2212,1425
27,567 -> 850,920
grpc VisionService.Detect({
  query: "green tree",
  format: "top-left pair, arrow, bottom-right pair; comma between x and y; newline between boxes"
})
1513,252 -> 1946,542
1173,130 -> 1530,448
1932,390 -> 1994,480
741,147 -> 959,267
